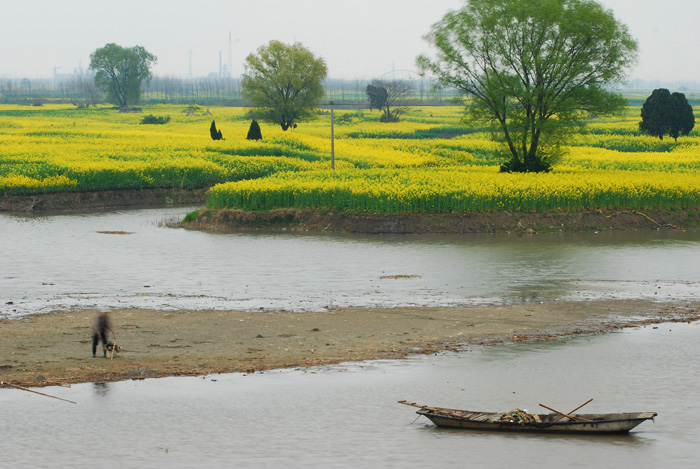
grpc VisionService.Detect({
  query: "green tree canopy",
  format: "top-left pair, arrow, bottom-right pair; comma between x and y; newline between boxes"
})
242,41 -> 327,131
366,79 -> 412,122
366,83 -> 388,113
418,0 -> 638,172
640,88 -> 695,142
89,44 -> 156,108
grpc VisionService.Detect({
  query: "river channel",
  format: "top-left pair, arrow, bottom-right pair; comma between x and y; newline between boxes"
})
1,207 -> 699,467
2,206 -> 700,317
1,322 -> 698,468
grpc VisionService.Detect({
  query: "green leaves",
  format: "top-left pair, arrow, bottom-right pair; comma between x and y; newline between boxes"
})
89,44 -> 157,108
242,41 -> 327,131
640,89 -> 696,142
418,0 -> 638,172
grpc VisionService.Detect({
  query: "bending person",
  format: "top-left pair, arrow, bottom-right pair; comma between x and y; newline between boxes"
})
92,311 -> 116,358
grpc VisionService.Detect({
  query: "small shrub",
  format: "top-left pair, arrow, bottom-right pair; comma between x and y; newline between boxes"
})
500,157 -> 552,173
140,115 -> 171,125
210,120 -> 224,140
183,210 -> 199,223
246,120 -> 263,140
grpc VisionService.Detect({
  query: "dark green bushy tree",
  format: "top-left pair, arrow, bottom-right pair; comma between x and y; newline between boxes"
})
639,89 -> 670,140
246,120 -> 263,140
670,92 -> 696,141
640,89 -> 695,141
418,0 -> 638,172
366,83 -> 387,112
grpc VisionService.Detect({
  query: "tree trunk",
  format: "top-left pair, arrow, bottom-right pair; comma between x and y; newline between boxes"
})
528,129 -> 542,164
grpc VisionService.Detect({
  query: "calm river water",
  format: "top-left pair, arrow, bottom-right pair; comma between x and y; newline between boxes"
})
1,322 -> 698,468
1,207 -> 699,467
2,206 -> 700,316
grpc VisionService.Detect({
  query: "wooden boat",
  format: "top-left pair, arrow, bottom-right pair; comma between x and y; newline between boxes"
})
399,401 -> 657,434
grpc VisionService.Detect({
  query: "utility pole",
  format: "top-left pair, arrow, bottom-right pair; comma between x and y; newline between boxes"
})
330,101 -> 335,170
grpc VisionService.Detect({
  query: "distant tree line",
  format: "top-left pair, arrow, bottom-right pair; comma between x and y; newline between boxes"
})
0,74 -> 457,107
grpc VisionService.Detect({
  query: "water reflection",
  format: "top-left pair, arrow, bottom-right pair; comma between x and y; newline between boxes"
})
93,382 -> 110,397
419,425 -> 655,448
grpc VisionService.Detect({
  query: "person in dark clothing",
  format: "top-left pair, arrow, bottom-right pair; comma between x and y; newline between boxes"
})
92,311 -> 116,357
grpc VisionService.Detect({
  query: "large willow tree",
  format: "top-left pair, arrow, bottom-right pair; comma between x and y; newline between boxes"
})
89,44 -> 156,108
418,0 -> 637,172
242,41 -> 327,131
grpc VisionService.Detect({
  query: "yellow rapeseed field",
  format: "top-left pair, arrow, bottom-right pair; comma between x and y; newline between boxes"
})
1,103 -> 698,213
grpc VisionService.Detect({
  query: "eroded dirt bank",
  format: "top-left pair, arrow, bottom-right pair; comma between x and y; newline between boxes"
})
1,188 -> 207,213
183,207 -> 698,234
3,190 -> 698,234
1,300 -> 698,387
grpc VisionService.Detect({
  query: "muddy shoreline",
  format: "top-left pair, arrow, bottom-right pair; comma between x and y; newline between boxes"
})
1,300 -> 698,388
1,188 -> 207,213
3,189 -> 699,234
183,207 -> 698,234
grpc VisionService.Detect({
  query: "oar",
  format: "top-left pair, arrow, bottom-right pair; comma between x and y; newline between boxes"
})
539,402 -> 591,422
1,381 -> 77,404
568,398 -> 593,415
552,398 -> 593,422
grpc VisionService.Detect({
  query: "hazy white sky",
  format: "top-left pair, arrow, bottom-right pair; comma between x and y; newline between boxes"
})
1,0 -> 698,82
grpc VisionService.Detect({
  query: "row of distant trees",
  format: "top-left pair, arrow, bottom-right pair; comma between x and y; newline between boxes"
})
0,74 -> 453,107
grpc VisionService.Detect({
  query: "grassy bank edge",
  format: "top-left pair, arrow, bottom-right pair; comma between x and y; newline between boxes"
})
3,189 -> 700,234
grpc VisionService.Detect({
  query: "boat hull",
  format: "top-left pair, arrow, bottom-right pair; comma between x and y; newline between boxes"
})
418,410 -> 657,434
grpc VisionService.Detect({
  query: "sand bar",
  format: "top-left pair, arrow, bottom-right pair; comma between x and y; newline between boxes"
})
1,300 -> 698,387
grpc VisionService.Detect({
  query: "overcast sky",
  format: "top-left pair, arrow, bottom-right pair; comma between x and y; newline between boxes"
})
1,0 -> 698,82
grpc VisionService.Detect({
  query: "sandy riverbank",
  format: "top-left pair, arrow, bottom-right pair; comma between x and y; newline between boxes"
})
1,300 -> 698,388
